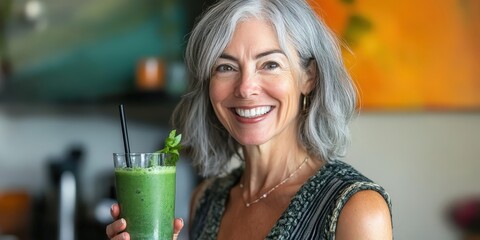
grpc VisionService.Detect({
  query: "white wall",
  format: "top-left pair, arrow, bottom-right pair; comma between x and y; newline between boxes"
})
1,106 -> 479,239
346,112 -> 480,240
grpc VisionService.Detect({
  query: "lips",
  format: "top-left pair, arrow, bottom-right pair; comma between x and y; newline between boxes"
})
234,106 -> 272,118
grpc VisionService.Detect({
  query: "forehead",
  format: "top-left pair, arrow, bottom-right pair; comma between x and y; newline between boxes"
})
225,18 -> 279,51
224,18 -> 299,61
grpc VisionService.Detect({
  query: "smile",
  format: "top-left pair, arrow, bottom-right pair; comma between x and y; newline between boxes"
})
235,106 -> 272,118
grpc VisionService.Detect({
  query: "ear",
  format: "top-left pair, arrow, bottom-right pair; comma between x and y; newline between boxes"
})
301,59 -> 317,94
301,59 -> 317,95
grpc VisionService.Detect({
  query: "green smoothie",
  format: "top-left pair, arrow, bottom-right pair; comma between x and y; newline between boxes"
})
115,166 -> 176,240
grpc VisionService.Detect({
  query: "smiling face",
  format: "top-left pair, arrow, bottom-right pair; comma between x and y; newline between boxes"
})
209,18 -> 315,147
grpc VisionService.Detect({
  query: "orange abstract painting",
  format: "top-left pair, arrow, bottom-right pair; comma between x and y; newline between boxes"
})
309,0 -> 480,110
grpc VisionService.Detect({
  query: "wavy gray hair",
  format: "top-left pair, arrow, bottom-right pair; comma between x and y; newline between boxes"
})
172,0 -> 357,177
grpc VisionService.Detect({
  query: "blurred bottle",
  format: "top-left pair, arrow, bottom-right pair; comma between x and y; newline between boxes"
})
136,57 -> 165,91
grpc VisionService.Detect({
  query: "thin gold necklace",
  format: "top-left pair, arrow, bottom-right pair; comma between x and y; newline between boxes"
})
239,157 -> 309,207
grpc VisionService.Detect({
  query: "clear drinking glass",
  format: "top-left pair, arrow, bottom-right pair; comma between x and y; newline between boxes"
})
113,153 -> 176,240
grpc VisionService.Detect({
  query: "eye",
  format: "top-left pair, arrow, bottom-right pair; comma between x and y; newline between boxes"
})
215,64 -> 235,72
263,61 -> 279,70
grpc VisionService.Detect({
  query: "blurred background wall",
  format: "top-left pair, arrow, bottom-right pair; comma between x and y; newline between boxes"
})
348,113 -> 480,240
0,0 -> 479,240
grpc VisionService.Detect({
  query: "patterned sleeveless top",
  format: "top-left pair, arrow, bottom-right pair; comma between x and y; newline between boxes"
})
190,160 -> 392,239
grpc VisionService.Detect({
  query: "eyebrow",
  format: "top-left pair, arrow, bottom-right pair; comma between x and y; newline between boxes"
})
219,49 -> 286,61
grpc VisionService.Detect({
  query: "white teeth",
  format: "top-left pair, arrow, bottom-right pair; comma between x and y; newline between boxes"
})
235,106 -> 271,118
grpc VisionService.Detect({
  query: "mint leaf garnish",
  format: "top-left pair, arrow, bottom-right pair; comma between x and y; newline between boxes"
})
158,129 -> 182,166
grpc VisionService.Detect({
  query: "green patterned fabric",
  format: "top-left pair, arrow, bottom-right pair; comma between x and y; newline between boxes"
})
190,160 -> 392,239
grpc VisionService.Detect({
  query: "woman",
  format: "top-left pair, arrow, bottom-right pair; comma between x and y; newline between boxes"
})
107,0 -> 393,239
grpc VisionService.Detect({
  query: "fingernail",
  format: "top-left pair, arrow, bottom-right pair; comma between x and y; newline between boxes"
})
180,218 -> 184,225
121,218 -> 126,225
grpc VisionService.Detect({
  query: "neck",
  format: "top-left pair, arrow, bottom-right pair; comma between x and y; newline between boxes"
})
240,142 -> 310,198
240,156 -> 309,207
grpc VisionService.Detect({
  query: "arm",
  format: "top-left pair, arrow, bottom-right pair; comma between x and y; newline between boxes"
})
335,190 -> 393,240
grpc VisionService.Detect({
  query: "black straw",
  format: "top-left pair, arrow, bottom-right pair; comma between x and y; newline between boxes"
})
119,104 -> 132,167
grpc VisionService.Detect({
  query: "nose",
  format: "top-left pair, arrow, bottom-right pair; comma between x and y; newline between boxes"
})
234,70 -> 259,98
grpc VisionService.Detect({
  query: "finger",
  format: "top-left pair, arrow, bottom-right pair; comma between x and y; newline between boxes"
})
173,218 -> 184,240
106,218 -> 127,239
111,232 -> 130,240
111,203 -> 120,220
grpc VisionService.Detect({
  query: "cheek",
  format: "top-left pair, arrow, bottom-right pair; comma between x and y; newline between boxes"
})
266,75 -> 300,100
209,80 -> 230,107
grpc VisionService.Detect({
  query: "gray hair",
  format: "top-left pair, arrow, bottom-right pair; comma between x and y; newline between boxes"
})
172,0 -> 357,177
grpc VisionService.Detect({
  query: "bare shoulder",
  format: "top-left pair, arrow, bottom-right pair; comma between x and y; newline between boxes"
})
335,190 -> 393,240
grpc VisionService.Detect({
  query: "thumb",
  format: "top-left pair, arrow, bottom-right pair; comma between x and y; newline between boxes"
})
173,218 -> 184,240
